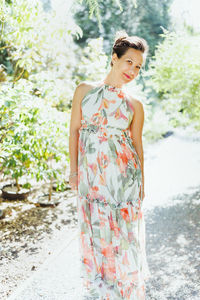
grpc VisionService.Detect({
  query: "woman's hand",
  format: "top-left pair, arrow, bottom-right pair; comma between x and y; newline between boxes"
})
69,174 -> 78,192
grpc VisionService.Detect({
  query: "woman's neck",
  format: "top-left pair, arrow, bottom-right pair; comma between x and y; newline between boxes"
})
102,70 -> 124,88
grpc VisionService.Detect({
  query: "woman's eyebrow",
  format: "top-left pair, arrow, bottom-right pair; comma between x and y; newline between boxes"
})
127,57 -> 142,66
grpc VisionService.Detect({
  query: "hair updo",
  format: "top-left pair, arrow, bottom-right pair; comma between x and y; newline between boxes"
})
111,30 -> 149,67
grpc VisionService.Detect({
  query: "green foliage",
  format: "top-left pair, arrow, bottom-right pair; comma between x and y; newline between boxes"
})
0,0 -> 176,197
124,81 -> 172,144
0,0 -> 82,86
73,0 -> 172,60
0,81 -> 69,191
146,30 -> 200,129
73,37 -> 108,83
78,0 -> 124,28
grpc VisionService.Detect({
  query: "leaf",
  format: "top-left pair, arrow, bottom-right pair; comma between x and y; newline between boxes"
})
108,139 -> 117,158
79,182 -> 89,197
87,142 -> 96,154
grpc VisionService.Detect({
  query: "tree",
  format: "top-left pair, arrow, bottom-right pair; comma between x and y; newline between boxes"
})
146,30 -> 200,129
73,0 -> 173,60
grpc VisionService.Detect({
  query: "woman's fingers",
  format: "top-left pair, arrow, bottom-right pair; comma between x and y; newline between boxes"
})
69,177 -> 78,191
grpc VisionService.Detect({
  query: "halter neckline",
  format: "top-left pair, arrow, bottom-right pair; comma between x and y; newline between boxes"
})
100,82 -> 124,92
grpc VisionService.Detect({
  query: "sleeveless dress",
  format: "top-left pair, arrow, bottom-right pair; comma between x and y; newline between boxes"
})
76,83 -> 150,300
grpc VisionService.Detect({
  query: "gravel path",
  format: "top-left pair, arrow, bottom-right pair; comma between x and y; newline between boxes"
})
144,128 -> 200,299
1,127 -> 200,300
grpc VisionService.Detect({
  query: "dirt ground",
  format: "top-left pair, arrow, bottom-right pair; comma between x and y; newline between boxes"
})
0,184 -> 78,299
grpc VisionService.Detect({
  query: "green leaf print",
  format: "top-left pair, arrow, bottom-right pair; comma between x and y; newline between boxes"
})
92,220 -> 100,227
102,108 -> 107,118
81,222 -> 89,233
87,142 -> 96,154
108,139 -> 117,159
94,88 -> 104,105
79,182 -> 89,197
109,177 -> 115,197
118,174 -> 127,189
105,228 -> 111,244
120,238 -> 129,250
135,168 -> 142,179
83,156 -> 88,169
128,113 -> 132,126
81,86 -> 102,107
117,188 -> 124,203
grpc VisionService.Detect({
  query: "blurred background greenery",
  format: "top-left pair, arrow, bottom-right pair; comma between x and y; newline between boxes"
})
0,0 -> 200,192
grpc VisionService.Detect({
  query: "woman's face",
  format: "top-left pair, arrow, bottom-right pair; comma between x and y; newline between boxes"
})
112,48 -> 144,84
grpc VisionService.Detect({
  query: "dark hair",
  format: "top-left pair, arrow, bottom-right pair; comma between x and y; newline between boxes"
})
111,31 -> 149,67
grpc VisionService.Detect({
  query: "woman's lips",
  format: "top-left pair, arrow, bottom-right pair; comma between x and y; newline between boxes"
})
124,73 -> 131,79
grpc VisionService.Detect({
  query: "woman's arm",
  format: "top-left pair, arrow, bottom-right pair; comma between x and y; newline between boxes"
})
129,98 -> 145,200
68,83 -> 92,190
68,84 -> 83,190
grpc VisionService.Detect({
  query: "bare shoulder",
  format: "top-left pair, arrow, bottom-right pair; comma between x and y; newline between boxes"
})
128,94 -> 144,117
74,81 -> 100,102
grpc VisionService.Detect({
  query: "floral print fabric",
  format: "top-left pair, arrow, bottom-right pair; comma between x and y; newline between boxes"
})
76,84 -> 150,299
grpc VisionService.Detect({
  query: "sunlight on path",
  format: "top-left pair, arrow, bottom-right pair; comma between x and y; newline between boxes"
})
144,128 -> 200,210
143,128 -> 200,300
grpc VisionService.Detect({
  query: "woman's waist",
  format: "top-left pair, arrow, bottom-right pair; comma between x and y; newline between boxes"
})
79,120 -> 130,137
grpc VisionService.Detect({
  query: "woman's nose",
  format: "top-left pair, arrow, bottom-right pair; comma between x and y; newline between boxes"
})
130,69 -> 135,76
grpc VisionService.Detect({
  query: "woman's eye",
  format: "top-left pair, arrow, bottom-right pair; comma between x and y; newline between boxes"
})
127,60 -> 132,64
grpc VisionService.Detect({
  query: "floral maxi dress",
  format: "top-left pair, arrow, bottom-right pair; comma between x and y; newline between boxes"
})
76,83 -> 151,300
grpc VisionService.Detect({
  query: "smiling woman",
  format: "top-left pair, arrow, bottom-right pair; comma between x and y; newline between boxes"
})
69,30 -> 150,299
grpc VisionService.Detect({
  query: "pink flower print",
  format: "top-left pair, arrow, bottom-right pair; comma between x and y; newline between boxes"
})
138,209 -> 143,219
99,171 -> 106,185
88,163 -> 97,175
101,242 -> 116,281
131,270 -> 139,282
99,210 -> 107,228
83,257 -> 93,273
118,264 -> 128,281
125,285 -> 135,299
78,170 -> 84,185
98,98 -> 116,111
101,242 -> 113,258
79,139 -> 85,155
98,127 -> 109,143
113,220 -> 120,238
91,112 -> 103,125
102,115 -> 108,125
111,107 -> 128,121
121,142 -> 138,168
108,212 -> 120,238
98,133 -> 108,143
128,232 -> 134,243
120,208 -> 131,222
80,233 -> 94,273
108,212 -> 114,231
90,185 -> 99,199
117,90 -> 125,99
121,143 -> 134,160
97,152 -> 110,169
116,151 -> 128,175
122,252 -> 130,265
125,98 -> 134,113
136,284 -> 145,299
81,205 -> 90,226
108,86 -> 118,92
131,206 -> 139,221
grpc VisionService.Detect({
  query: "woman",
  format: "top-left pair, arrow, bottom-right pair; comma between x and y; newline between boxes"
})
69,31 -> 151,300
